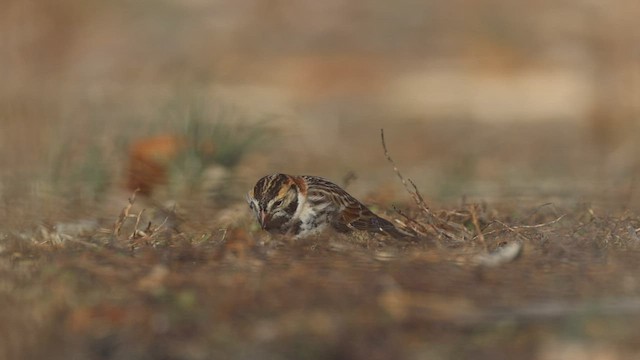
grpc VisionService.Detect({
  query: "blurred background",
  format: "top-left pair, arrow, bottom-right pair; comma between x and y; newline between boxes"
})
1,0 -> 639,221
2,2 -> 640,359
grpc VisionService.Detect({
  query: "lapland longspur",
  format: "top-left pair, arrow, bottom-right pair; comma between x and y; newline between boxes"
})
247,173 -> 412,239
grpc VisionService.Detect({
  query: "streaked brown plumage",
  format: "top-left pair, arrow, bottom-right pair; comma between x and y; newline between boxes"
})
247,173 -> 412,239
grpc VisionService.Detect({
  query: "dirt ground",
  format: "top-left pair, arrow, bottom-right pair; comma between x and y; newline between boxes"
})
2,121 -> 640,360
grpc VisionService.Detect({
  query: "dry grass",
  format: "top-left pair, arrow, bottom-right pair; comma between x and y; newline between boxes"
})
2,130 -> 640,360
3,195 -> 640,359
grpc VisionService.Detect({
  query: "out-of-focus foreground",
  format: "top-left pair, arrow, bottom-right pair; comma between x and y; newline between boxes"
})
1,1 -> 640,359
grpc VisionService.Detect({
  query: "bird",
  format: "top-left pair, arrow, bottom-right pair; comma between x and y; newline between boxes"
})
246,173 -> 413,239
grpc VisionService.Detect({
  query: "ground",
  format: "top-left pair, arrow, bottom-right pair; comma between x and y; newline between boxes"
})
2,122 -> 640,359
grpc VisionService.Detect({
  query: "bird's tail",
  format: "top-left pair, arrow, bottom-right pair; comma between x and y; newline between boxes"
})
354,215 -> 417,240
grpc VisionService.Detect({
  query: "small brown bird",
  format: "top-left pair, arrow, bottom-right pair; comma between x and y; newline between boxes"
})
247,173 -> 412,239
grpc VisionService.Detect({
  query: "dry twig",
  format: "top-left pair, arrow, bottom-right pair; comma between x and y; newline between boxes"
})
469,204 -> 486,249
129,209 -> 146,240
504,214 -> 567,230
492,214 -> 565,243
393,206 -> 430,237
114,189 -> 140,237
380,129 -> 431,215
380,129 -> 469,242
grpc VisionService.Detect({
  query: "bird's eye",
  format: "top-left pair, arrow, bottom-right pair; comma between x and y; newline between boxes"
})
273,199 -> 283,208
249,202 -> 255,210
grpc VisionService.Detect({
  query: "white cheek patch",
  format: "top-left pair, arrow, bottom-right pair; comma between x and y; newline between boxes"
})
246,195 -> 259,214
292,190 -> 307,220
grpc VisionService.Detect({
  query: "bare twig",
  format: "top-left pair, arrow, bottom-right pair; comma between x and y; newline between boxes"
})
469,204 -> 486,249
380,129 -> 470,243
393,206 -> 429,235
493,220 -> 533,242
148,216 -> 170,240
381,129 -> 437,222
522,202 -> 558,219
381,129 -> 411,194
480,214 -> 567,241
408,179 -> 432,213
508,214 -> 567,229
129,209 -> 146,240
114,189 -> 140,237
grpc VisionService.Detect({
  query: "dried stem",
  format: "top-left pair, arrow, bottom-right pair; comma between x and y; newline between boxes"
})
380,129 -> 434,220
114,189 -> 140,237
381,129 -> 469,242
469,204 -> 487,249
129,208 -> 146,240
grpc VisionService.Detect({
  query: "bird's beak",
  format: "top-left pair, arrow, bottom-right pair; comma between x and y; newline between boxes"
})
259,211 -> 269,229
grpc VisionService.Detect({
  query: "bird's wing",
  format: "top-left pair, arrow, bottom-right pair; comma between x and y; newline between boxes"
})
301,176 -> 413,239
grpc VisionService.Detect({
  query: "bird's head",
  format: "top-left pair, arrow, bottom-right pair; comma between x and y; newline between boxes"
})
247,173 -> 300,231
